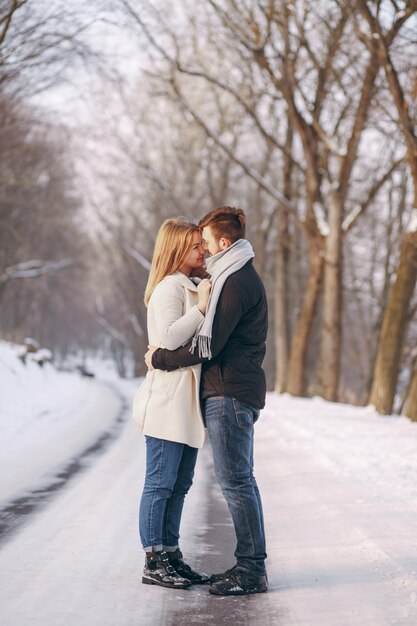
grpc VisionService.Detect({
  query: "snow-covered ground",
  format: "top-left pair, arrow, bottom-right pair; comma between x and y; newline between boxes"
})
0,341 -> 123,503
258,396 -> 417,626
1,340 -> 417,625
0,340 -> 210,626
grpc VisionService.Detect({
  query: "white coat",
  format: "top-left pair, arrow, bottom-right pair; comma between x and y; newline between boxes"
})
132,271 -> 205,448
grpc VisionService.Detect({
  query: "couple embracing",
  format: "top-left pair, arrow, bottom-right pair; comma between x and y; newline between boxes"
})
133,207 -> 268,596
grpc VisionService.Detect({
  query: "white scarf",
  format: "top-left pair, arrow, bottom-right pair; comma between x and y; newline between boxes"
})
190,239 -> 254,358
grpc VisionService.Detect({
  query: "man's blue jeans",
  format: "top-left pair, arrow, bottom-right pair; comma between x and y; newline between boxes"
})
139,436 -> 198,552
204,395 -> 267,577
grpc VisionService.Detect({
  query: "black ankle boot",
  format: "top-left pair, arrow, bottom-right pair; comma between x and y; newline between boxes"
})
209,568 -> 268,596
209,564 -> 238,583
167,549 -> 210,584
142,550 -> 192,589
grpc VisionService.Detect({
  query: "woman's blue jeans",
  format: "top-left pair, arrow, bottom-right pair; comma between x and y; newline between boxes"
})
204,395 -> 267,577
139,436 -> 198,552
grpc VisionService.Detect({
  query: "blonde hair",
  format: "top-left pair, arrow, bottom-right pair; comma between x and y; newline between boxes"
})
144,218 -> 200,306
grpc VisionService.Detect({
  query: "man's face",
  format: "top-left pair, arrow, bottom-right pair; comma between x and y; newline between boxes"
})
202,225 -> 230,257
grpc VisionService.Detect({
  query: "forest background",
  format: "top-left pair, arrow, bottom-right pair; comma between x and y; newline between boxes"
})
1,0 -> 416,420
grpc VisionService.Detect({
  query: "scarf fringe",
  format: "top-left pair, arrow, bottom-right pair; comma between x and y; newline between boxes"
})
190,333 -> 212,359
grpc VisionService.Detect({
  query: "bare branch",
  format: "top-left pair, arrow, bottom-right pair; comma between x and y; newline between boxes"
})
355,0 -> 417,184
120,240 -> 151,272
169,64 -> 305,174
343,155 -> 406,232
0,0 -> 26,46
338,45 -> 380,201
170,77 -> 305,232
0,258 -> 74,284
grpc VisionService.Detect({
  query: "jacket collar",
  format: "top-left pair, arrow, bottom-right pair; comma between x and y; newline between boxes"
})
169,271 -> 198,292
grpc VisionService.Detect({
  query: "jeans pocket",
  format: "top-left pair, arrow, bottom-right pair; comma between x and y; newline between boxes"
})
232,398 -> 256,428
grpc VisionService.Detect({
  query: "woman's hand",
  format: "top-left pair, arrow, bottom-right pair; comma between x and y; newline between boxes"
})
145,345 -> 157,370
197,278 -> 212,314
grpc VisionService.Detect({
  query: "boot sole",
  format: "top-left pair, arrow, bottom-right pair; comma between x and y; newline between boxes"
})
142,576 -> 191,589
209,586 -> 268,596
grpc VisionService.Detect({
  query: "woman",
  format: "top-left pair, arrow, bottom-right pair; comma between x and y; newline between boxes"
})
133,218 -> 211,589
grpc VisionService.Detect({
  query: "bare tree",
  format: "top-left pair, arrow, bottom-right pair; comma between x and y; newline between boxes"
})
0,102 -> 93,351
0,0 -> 96,97
115,0 -> 414,402
78,71 -> 256,374
0,1 -> 110,356
354,0 -> 417,414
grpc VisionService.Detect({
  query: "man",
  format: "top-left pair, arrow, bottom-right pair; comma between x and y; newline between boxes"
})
145,207 -> 268,596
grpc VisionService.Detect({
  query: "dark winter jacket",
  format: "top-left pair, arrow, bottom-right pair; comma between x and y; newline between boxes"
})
152,259 -> 268,409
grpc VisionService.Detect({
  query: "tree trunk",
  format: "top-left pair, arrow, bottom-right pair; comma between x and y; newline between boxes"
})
0,280 -> 7,307
403,359 -> 417,421
287,237 -> 323,396
369,230 -> 417,413
274,125 -> 293,392
317,191 -> 343,401
358,5 -> 417,414
365,186 -> 399,396
274,210 -> 290,392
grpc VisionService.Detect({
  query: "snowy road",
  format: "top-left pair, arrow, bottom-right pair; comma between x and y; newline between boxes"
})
1,370 -> 417,625
0,377 -> 213,626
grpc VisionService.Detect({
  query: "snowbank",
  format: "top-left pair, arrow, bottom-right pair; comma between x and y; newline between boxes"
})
0,341 -> 123,504
259,393 -> 417,502
255,394 -> 417,626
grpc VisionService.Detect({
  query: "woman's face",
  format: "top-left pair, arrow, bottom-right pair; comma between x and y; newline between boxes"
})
179,231 -> 205,275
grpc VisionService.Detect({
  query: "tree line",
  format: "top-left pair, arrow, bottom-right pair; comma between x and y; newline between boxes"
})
1,0 -> 416,419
